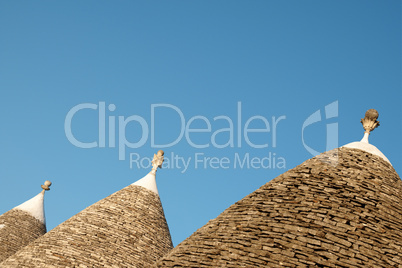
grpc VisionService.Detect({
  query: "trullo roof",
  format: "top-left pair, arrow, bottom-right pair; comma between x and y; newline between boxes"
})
154,110 -> 402,267
1,151 -> 173,267
0,181 -> 51,263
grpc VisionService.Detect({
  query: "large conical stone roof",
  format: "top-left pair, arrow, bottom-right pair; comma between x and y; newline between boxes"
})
155,147 -> 402,267
0,181 -> 52,263
1,151 -> 173,267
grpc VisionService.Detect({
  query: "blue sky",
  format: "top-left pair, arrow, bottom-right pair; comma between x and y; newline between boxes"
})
0,1 -> 400,246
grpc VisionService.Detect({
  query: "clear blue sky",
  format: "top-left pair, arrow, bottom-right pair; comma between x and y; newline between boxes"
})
0,1 -> 400,246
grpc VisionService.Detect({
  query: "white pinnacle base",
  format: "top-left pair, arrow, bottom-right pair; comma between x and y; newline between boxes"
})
343,141 -> 391,165
14,192 -> 46,224
131,172 -> 159,195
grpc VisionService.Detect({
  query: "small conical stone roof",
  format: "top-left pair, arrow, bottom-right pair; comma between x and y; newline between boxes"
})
0,181 -> 52,263
1,151 -> 173,267
155,148 -> 402,267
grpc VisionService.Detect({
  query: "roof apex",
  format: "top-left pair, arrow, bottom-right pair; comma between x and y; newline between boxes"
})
132,172 -> 158,195
343,109 -> 391,165
131,150 -> 164,195
14,191 -> 46,224
13,181 -> 52,224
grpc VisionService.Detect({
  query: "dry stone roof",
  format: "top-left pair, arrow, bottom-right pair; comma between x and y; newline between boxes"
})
155,147 -> 402,267
0,209 -> 46,263
1,183 -> 173,267
0,182 -> 51,263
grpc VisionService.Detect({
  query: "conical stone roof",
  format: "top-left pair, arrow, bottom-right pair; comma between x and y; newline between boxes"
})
155,147 -> 402,267
1,151 -> 173,267
0,181 -> 52,263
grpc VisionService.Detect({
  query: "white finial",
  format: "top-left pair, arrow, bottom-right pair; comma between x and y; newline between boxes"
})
360,109 -> 380,143
41,180 -> 52,193
14,180 -> 53,224
150,150 -> 164,175
343,109 -> 391,165
132,150 -> 165,195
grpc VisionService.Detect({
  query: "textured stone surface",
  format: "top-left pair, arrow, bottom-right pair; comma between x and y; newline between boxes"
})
1,185 -> 173,267
0,209 -> 46,263
155,148 -> 402,268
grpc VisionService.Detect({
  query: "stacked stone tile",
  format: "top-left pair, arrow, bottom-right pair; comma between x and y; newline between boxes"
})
0,210 -> 46,262
0,181 -> 51,263
1,163 -> 173,267
155,147 -> 402,267
1,184 -> 173,267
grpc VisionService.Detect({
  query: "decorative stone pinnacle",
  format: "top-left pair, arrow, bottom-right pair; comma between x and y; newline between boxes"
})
150,150 -> 164,175
360,109 -> 380,134
41,180 -> 52,192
